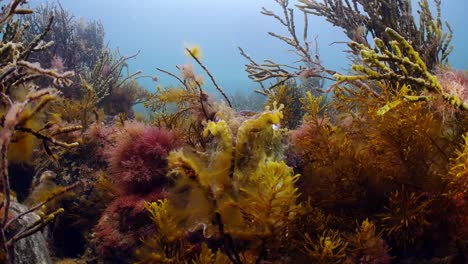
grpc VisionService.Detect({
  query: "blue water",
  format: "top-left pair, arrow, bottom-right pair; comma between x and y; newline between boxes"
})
29,0 -> 468,102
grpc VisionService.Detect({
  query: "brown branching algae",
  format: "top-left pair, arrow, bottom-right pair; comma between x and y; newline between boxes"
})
0,0 -> 466,263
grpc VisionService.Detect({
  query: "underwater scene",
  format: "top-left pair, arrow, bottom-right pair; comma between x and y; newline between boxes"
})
0,0 -> 467,263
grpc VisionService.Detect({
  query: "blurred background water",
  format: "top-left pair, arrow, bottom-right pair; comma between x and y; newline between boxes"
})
28,0 -> 467,104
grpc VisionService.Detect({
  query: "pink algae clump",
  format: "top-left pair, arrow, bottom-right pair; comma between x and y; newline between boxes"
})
105,121 -> 179,194
93,121 -> 178,261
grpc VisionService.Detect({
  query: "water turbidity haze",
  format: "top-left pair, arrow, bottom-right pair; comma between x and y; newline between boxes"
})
28,0 -> 468,98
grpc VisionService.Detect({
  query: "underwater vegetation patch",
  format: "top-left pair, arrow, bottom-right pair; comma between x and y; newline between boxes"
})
0,0 -> 466,263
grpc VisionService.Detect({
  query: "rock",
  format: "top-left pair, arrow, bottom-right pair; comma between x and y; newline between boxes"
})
9,202 -> 52,264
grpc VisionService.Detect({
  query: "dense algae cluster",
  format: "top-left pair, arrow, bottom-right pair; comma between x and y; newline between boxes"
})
0,0 -> 467,263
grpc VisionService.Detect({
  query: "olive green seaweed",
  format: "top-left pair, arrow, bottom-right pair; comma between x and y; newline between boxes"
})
297,0 -> 453,70
334,28 -> 467,111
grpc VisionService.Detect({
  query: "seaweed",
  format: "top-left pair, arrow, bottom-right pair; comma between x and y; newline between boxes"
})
0,0 -> 464,263
136,103 -> 303,263
0,1 -> 81,262
297,0 -> 453,70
